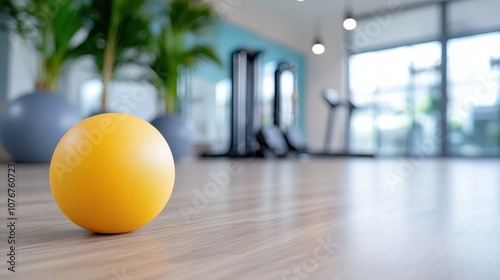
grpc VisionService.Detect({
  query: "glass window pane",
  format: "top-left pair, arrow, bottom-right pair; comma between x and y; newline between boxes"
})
447,32 -> 500,156
349,42 -> 442,156
350,43 -> 441,95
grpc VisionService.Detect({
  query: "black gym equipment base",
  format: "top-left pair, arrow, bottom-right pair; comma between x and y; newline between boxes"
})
308,151 -> 374,158
201,151 -> 373,159
310,89 -> 374,158
200,152 -> 260,158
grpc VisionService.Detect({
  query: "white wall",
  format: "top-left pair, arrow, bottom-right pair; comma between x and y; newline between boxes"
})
7,36 -> 36,100
0,32 -> 11,161
0,34 -> 36,162
304,7 -> 348,152
218,3 -> 306,54
4,38 -> 158,120
0,32 -> 9,106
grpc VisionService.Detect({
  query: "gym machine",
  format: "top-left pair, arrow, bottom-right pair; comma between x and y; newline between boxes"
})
257,62 -> 307,157
308,89 -> 373,157
264,64 -> 372,157
202,49 -> 263,158
202,49 -> 372,158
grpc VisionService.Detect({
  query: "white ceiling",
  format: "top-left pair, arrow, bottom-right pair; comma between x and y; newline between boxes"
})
227,0 -> 439,23
209,0 -> 442,52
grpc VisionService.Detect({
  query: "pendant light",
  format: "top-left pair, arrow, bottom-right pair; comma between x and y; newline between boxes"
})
343,0 -> 357,30
312,19 -> 325,55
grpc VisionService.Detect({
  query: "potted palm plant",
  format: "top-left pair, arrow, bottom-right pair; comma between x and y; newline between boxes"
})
0,0 -> 17,30
147,0 -> 221,161
0,0 -> 84,162
78,0 -> 152,113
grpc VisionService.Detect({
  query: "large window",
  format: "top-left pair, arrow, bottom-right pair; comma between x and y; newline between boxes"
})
349,42 -> 441,156
348,0 -> 500,157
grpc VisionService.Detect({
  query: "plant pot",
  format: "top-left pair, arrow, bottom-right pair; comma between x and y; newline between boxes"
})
151,115 -> 193,162
1,91 -> 81,163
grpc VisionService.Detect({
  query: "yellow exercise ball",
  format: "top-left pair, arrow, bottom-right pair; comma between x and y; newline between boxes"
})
49,113 -> 175,234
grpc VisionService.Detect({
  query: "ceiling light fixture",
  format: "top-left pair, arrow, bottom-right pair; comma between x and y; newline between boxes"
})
343,15 -> 357,30
311,19 -> 325,55
343,0 -> 357,30
312,40 -> 325,55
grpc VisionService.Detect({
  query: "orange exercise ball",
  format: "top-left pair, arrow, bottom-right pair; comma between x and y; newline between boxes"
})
49,113 -> 175,234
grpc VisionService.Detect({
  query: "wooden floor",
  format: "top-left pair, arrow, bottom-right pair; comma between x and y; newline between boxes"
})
1,158 -> 500,280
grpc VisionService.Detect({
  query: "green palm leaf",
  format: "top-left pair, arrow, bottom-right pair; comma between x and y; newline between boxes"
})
147,0 -> 221,114
44,1 -> 87,90
168,0 -> 215,34
182,45 -> 221,68
77,0 -> 152,109
0,0 -> 18,32
1,0 -> 86,91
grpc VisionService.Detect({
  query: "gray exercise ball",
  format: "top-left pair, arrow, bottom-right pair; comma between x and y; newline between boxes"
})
151,115 -> 192,162
1,92 -> 81,163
